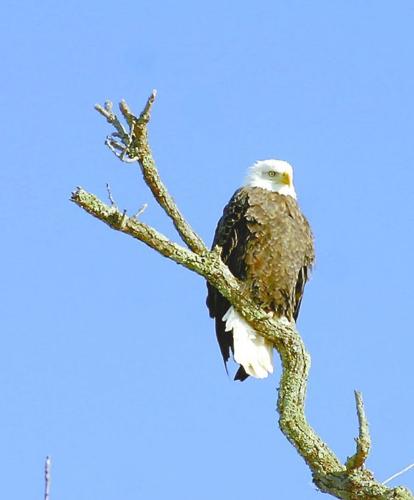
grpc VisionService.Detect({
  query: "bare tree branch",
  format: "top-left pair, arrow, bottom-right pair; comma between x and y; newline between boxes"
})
72,93 -> 413,500
95,90 -> 207,255
44,456 -> 51,500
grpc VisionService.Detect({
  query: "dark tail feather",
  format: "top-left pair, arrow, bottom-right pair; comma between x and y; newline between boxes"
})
234,366 -> 249,381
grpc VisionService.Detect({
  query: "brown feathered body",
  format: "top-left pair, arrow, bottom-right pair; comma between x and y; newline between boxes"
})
206,186 -> 314,380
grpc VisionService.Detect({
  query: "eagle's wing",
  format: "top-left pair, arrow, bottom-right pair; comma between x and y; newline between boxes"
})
292,213 -> 314,321
293,266 -> 309,321
206,188 -> 250,369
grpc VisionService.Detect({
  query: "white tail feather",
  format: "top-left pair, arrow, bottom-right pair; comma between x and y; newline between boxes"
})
222,307 -> 274,378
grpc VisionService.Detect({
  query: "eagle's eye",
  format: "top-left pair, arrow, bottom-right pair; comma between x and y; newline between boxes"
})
268,170 -> 277,177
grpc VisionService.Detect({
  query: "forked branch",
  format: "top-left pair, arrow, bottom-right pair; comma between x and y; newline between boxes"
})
72,92 -> 413,500
95,92 -> 206,254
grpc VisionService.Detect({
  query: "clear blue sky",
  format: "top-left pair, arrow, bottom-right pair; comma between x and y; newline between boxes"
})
2,1 -> 414,498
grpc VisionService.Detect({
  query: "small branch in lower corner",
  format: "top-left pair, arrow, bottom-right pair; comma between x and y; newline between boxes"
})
44,456 -> 51,500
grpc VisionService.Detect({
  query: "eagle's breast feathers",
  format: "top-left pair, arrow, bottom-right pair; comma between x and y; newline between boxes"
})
243,188 -> 314,319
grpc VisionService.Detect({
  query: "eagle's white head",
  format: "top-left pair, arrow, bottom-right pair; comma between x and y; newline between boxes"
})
244,159 -> 296,199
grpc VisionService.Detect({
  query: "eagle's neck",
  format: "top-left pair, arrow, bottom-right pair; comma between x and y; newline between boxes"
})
244,179 -> 297,199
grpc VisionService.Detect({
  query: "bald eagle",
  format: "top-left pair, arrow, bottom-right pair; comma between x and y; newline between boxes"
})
206,160 -> 314,381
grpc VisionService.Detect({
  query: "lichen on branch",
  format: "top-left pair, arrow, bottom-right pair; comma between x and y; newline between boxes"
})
72,92 -> 413,500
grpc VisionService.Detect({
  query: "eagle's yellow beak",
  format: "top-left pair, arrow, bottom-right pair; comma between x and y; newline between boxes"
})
280,172 -> 292,186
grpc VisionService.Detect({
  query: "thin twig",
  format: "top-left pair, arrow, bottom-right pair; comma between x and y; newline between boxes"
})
106,183 -> 116,206
95,102 -> 128,141
138,89 -> 157,123
133,203 -> 148,219
119,99 -> 134,127
44,456 -> 51,500
346,391 -> 371,470
120,209 -> 127,228
105,137 -> 125,152
384,463 -> 414,485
